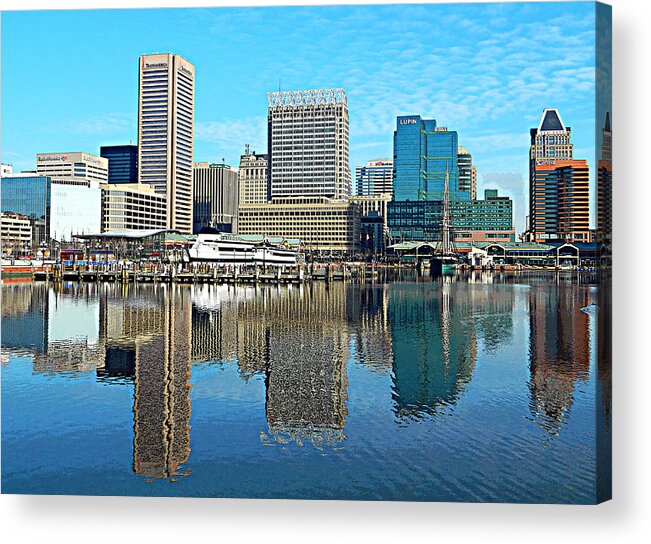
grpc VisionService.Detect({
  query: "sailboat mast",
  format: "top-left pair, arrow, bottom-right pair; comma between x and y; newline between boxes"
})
442,162 -> 451,255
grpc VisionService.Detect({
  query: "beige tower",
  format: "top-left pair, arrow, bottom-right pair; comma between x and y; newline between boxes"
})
138,53 -> 195,234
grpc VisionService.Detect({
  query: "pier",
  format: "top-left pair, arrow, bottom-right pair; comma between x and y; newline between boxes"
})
28,261 -> 381,285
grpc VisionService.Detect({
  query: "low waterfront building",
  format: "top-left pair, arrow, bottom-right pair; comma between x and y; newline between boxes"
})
388,189 -> 515,243
193,162 -> 239,234
389,240 -> 598,267
100,144 -> 138,184
36,152 -> 109,185
74,229 -> 189,261
101,183 -> 167,231
1,212 -> 32,256
355,159 -> 393,196
238,196 -> 360,254
239,146 -> 268,205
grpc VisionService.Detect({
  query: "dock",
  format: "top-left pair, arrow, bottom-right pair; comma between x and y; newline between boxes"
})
29,262 -> 383,285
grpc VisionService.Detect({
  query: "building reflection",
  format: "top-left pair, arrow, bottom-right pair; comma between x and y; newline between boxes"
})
388,277 -> 517,419
236,285 -> 350,445
98,284 -> 193,481
348,285 -> 394,374
527,284 -> 591,435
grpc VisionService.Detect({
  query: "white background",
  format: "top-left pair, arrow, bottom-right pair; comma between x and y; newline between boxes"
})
1,0 -> 649,542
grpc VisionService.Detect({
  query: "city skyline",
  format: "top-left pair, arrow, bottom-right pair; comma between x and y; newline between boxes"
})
2,3 -> 599,233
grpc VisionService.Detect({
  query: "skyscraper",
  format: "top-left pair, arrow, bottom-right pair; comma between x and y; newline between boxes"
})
192,162 -> 239,234
457,146 -> 476,199
392,115 -> 467,201
529,109 -> 590,243
267,88 -> 351,200
355,159 -> 393,196
100,144 -> 138,184
597,112 -> 612,245
138,53 -> 195,234
238,145 -> 268,205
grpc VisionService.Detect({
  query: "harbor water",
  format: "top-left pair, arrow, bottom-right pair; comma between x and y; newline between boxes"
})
1,272 -> 611,502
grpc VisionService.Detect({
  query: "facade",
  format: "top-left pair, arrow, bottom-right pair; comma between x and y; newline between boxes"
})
0,175 -> 51,244
530,109 -> 574,161
457,146 -> 477,199
528,109 -> 589,243
388,189 -> 515,243
355,159 -> 393,196
348,193 -> 392,227
597,112 -> 612,245
529,159 -> 590,243
238,196 -> 360,253
36,152 -> 108,184
138,53 -> 195,234
192,162 -> 239,234
267,89 -> 351,200
1,212 -> 32,255
360,212 -> 385,255
100,145 -> 138,184
238,146 -> 268,205
50,183 -> 102,242
101,183 -> 167,232
0,175 -> 102,244
393,115 -> 467,201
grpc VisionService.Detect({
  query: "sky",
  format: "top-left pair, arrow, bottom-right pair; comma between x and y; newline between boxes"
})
1,2 -> 602,232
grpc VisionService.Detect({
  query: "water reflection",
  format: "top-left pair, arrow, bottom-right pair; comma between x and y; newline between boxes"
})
527,284 -> 591,436
1,272 -> 598,489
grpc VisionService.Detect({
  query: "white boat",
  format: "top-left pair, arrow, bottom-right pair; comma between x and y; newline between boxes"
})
187,228 -> 297,267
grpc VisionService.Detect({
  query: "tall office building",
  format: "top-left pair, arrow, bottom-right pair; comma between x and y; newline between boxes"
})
355,159 -> 393,196
457,146 -> 477,199
267,88 -> 351,200
393,115 -> 467,201
530,109 -> 574,161
529,109 -> 589,243
192,162 -> 239,234
597,112 -> 612,245
36,152 -> 108,185
100,145 -> 138,184
138,53 -> 195,234
239,145 -> 268,205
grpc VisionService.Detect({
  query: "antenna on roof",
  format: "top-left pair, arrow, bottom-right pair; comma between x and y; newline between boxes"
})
279,78 -> 281,92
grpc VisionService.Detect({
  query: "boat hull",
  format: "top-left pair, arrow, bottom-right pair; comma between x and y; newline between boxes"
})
188,233 -> 297,267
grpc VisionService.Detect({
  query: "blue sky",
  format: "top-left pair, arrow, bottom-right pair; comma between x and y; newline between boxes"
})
1,2 -> 600,231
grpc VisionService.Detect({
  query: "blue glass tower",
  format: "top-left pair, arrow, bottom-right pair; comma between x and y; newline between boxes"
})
393,115 -> 468,201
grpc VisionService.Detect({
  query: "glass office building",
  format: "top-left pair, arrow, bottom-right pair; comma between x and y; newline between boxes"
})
100,145 -> 138,184
393,115 -> 468,202
388,189 -> 514,243
0,175 -> 51,244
